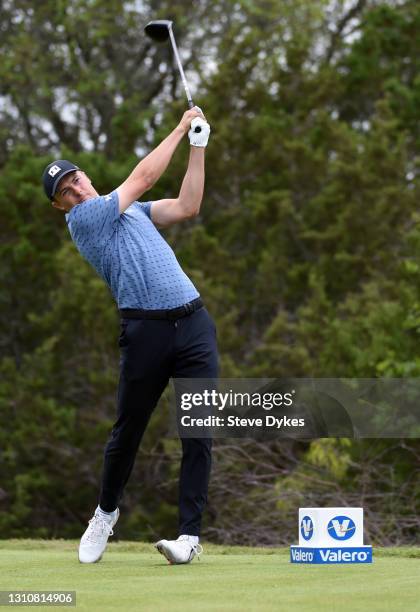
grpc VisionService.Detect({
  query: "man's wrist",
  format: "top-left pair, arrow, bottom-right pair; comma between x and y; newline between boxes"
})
189,145 -> 205,155
174,124 -> 187,136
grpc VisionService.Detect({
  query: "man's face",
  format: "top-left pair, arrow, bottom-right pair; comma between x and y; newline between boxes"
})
52,170 -> 97,211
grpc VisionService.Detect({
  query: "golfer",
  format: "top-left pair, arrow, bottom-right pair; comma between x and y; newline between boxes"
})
42,108 -> 218,565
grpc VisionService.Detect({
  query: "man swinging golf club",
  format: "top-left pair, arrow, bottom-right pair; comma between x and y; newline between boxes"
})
41,105 -> 217,565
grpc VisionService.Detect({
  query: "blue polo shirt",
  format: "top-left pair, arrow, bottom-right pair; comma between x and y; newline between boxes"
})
65,191 -> 199,309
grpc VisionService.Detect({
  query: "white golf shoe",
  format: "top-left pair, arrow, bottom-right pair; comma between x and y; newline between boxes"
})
155,535 -> 203,564
78,507 -> 119,563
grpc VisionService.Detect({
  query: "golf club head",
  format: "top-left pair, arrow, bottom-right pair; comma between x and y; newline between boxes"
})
144,20 -> 173,42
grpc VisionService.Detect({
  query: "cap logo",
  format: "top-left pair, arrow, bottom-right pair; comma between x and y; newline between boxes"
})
48,164 -> 62,177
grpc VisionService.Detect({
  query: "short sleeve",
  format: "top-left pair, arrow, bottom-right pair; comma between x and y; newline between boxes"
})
68,191 -> 119,247
133,201 -> 152,219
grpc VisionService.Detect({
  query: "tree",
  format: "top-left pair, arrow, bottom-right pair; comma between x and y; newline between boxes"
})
1,0 -> 419,543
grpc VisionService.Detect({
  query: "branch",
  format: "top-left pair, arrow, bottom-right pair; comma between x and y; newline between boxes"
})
325,0 -> 368,65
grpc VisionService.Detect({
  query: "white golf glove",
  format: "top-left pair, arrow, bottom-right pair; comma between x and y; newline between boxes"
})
188,117 -> 211,147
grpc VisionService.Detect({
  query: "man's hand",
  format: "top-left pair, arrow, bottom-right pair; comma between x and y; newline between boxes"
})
178,107 -> 206,134
188,117 -> 211,147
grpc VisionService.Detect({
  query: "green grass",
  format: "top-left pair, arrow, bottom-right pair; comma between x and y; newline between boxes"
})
0,541 -> 418,611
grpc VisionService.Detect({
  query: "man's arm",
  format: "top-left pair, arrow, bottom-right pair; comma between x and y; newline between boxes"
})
116,108 -> 202,214
150,147 -> 205,228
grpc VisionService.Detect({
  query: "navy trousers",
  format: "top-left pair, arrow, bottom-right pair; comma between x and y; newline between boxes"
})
99,306 -> 218,536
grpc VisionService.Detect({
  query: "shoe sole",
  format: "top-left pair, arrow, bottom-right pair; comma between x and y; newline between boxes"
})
79,554 -> 102,564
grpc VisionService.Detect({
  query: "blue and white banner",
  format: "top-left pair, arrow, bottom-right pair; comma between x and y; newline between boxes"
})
290,546 -> 373,564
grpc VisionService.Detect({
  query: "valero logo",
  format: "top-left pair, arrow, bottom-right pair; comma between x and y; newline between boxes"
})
300,516 -> 314,541
327,515 -> 356,540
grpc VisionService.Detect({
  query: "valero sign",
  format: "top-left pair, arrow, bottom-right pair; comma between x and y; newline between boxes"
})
290,508 -> 372,564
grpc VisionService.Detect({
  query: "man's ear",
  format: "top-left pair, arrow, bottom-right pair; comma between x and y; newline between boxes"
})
81,171 -> 92,185
51,198 -> 66,212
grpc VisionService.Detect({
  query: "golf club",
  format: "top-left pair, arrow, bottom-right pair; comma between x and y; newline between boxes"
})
145,20 -> 202,133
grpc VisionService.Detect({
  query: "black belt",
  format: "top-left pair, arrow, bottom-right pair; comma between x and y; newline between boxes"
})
119,297 -> 203,320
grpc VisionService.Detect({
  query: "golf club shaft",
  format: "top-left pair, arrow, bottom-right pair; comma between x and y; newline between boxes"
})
168,25 -> 194,109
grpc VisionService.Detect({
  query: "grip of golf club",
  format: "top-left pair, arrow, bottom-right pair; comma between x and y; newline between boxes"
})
189,102 -> 202,133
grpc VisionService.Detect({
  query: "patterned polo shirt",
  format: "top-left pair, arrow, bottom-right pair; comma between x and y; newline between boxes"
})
65,191 -> 199,309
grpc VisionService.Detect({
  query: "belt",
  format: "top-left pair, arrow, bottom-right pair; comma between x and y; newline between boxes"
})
119,297 -> 203,320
